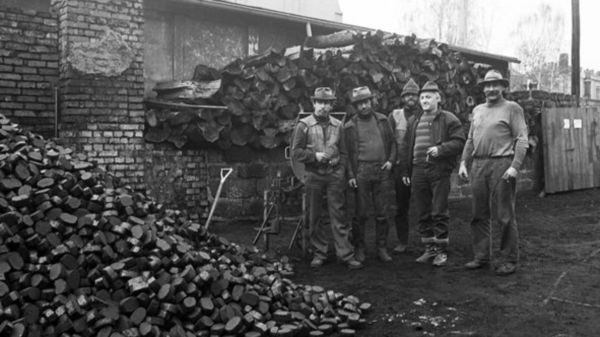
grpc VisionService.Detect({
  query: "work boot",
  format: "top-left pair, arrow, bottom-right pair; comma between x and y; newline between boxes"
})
432,250 -> 447,267
495,262 -> 517,276
415,245 -> 437,264
464,260 -> 488,269
310,257 -> 324,268
393,243 -> 407,253
354,247 -> 365,262
377,248 -> 392,262
346,258 -> 364,270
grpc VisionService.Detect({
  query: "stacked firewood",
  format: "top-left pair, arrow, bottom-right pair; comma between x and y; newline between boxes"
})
145,31 -> 490,150
0,114 -> 370,337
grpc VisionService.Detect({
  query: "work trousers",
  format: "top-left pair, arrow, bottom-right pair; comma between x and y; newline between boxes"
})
353,162 -> 396,249
393,166 -> 411,245
411,164 -> 451,245
306,166 -> 354,262
469,157 -> 519,264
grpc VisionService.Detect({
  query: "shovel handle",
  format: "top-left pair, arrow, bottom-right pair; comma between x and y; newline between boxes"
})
220,168 -> 233,182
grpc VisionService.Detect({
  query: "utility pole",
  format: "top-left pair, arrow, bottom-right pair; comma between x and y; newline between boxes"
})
571,0 -> 580,107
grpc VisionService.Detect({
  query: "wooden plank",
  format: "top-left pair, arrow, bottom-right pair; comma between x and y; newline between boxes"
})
591,108 -> 600,187
580,108 -> 591,188
542,108 -> 555,193
558,108 -> 569,192
573,107 -> 579,189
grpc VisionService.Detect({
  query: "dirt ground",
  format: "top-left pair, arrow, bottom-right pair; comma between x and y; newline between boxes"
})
212,188 -> 600,337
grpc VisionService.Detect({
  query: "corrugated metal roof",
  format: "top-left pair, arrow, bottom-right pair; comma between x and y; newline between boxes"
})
170,0 -> 520,64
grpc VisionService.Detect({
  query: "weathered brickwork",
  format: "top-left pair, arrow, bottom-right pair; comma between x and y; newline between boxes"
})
51,0 -> 146,190
0,6 -> 58,137
144,143 -> 209,220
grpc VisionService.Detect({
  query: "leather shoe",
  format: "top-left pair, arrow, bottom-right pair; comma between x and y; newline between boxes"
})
495,263 -> 517,276
464,260 -> 488,269
393,243 -> 407,253
310,257 -> 324,268
432,252 -> 447,266
415,246 -> 437,263
377,248 -> 392,262
346,259 -> 364,270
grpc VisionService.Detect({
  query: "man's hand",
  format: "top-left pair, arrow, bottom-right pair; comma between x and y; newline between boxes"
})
348,178 -> 358,189
502,167 -> 518,180
315,152 -> 330,163
426,146 -> 439,158
402,176 -> 411,186
381,161 -> 392,171
458,161 -> 469,180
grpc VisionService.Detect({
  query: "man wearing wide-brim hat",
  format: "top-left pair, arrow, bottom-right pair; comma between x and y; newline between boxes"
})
291,87 -> 363,270
342,86 -> 397,263
398,81 -> 465,267
459,69 -> 528,276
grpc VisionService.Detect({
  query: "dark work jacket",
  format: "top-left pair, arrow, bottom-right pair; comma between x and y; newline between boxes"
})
342,112 -> 396,179
399,109 -> 466,177
291,114 -> 344,174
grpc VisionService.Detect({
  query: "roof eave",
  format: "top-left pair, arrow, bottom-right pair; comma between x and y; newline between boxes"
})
169,0 -> 521,64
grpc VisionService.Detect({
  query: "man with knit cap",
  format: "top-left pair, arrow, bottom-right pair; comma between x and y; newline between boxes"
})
342,86 -> 396,263
399,81 -> 465,266
388,78 -> 421,253
459,69 -> 528,276
291,87 -> 363,270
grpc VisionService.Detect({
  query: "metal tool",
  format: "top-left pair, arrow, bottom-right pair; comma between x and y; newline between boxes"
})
204,167 -> 233,231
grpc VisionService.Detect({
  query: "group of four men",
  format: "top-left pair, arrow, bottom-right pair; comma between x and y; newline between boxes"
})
291,69 -> 528,276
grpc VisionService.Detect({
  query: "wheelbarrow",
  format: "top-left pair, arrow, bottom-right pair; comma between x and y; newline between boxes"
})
204,167 -> 233,231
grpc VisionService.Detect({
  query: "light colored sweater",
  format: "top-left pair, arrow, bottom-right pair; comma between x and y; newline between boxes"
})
461,98 -> 528,170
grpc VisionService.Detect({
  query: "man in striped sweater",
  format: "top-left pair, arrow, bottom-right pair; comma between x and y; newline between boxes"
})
399,81 -> 465,266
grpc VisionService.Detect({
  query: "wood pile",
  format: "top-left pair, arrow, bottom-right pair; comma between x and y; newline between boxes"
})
0,114 -> 371,337
145,30 -> 490,150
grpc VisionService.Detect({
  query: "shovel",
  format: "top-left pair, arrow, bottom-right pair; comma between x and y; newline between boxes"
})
204,167 -> 233,231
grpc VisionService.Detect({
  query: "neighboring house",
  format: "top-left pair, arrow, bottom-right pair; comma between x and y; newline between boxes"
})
583,70 -> 600,101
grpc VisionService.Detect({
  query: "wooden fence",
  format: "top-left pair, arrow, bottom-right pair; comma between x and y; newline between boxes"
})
542,107 -> 600,193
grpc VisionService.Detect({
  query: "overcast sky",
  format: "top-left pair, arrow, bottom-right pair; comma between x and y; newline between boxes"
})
339,0 -> 600,71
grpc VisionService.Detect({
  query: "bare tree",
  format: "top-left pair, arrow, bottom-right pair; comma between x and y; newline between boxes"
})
395,0 -> 492,50
512,3 -> 566,90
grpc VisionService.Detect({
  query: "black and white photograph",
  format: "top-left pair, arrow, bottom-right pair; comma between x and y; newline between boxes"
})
0,0 -> 599,336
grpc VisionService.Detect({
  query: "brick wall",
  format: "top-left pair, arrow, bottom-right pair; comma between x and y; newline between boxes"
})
144,143 -> 209,220
52,0 -> 146,190
141,143 -> 299,220
0,6 -> 58,138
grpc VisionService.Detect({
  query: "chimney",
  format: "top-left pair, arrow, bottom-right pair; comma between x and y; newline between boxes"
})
558,53 -> 569,74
